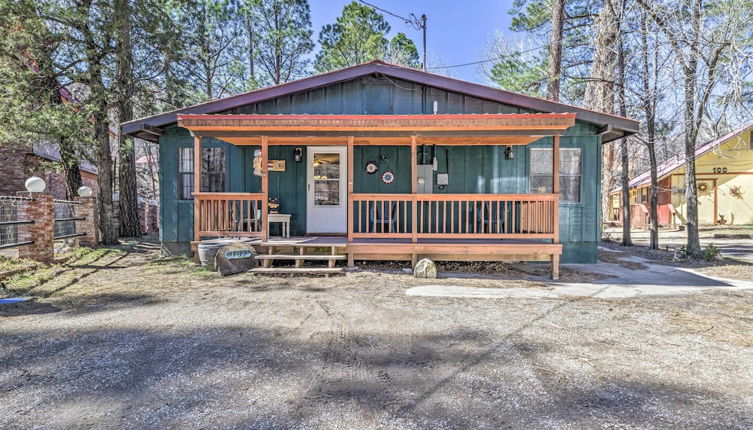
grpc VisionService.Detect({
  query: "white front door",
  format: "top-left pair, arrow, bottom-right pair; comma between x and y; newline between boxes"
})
307,146 -> 347,233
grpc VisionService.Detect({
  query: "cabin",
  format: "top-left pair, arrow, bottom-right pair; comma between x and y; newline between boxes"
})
123,61 -> 639,278
609,123 -> 753,228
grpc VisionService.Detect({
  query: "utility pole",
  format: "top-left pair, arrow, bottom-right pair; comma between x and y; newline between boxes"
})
356,1 -> 426,70
421,14 -> 427,71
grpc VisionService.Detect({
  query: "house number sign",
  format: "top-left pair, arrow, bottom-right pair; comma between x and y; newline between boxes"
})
712,167 -> 728,173
225,250 -> 253,259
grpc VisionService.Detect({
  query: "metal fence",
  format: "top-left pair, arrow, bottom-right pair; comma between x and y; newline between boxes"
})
53,199 -> 85,240
0,196 -> 34,249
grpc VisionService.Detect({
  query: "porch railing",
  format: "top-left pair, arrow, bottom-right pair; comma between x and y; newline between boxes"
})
193,192 -> 559,242
194,192 -> 265,238
350,193 -> 559,240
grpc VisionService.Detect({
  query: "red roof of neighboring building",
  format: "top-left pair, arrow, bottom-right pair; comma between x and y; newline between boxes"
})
616,123 -> 753,191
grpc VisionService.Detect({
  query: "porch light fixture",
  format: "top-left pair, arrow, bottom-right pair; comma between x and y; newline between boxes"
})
294,147 -> 302,162
505,146 -> 514,159
24,176 -> 46,193
77,186 -> 93,197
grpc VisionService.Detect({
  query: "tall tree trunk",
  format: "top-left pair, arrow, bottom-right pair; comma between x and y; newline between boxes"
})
93,106 -> 117,245
37,44 -> 83,199
585,0 -> 622,228
547,0 -> 565,101
640,10 -> 659,249
59,136 -> 83,199
273,6 -> 281,84
616,8 -> 632,246
115,0 -> 140,237
245,14 -> 255,86
683,0 -> 701,250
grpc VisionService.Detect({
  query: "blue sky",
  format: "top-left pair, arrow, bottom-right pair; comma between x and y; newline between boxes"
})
309,0 -> 516,84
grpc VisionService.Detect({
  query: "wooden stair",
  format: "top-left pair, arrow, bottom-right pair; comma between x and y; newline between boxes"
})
251,244 -> 346,276
249,267 -> 342,275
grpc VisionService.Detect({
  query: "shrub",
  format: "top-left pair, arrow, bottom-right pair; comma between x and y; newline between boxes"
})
702,244 -> 721,261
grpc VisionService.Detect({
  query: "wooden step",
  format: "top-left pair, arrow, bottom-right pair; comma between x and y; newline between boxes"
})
255,254 -> 346,261
249,267 -> 343,275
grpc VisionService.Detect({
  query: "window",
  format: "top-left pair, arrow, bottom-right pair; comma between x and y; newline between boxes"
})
313,153 -> 341,206
529,148 -> 582,203
178,147 -> 227,200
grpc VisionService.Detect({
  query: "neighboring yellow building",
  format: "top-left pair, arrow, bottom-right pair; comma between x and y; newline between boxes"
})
611,123 -> 753,227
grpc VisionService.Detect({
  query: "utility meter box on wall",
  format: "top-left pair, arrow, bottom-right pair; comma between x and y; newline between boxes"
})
417,164 -> 434,194
436,173 -> 449,186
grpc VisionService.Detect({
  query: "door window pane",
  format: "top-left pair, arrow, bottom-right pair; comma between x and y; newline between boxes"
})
313,153 -> 340,206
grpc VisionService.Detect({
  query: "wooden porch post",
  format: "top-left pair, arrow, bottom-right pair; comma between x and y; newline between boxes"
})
552,135 -> 560,280
410,135 -> 418,267
193,135 -> 202,247
261,135 -> 269,242
347,136 -> 355,267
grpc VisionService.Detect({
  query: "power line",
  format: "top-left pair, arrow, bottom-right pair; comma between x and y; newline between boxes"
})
356,0 -> 427,70
357,0 -> 422,29
427,44 -> 548,70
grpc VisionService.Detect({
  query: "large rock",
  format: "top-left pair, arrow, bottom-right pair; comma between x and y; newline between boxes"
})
214,243 -> 257,276
414,258 -> 437,279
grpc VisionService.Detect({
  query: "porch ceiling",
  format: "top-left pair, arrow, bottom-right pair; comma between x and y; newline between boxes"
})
177,113 -> 576,145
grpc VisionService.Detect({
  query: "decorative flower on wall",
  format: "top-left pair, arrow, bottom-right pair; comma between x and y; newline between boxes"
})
729,185 -> 745,199
698,182 -> 710,194
365,161 -> 378,174
381,171 -> 395,184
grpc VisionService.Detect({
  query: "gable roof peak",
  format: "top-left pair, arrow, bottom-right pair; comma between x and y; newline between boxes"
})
123,60 -> 639,143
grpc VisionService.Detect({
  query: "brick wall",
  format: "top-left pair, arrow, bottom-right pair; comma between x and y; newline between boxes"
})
113,199 -> 160,235
74,197 -> 99,246
17,193 -> 54,263
0,148 -> 98,200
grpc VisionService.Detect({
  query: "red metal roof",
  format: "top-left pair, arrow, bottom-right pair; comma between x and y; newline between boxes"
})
616,123 -> 753,191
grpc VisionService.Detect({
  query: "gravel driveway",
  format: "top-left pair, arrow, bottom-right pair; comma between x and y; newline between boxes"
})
1,241 -> 752,429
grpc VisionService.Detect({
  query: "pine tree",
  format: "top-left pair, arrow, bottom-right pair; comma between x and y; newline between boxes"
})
248,0 -> 314,85
314,1 -> 390,72
385,32 -> 420,68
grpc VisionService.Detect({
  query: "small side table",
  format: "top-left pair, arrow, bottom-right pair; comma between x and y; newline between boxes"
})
267,213 -> 291,238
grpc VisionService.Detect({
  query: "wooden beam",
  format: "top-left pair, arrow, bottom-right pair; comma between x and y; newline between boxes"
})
218,135 -> 543,147
186,129 -> 568,139
411,136 -> 417,244
552,135 -> 560,243
193,135 -> 202,245
347,136 -> 354,249
597,124 -> 614,136
551,254 -> 560,280
552,135 -> 560,194
261,135 -> 269,242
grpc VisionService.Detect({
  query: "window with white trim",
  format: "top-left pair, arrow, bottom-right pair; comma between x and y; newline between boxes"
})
529,148 -> 582,203
178,147 -> 227,200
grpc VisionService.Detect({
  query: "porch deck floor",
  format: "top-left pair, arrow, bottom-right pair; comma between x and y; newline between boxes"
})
257,236 -> 554,247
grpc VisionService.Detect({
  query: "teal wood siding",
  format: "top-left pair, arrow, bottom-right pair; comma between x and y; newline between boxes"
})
267,146 -> 307,236
223,76 -> 532,115
159,75 -> 602,263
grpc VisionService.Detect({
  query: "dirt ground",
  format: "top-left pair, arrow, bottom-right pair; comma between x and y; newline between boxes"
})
1,239 -> 752,429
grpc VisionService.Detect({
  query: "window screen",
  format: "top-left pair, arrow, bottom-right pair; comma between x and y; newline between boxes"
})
529,148 -> 582,203
178,147 -> 227,200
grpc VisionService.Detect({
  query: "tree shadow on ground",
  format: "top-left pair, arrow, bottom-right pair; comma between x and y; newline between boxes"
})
1,288 -> 751,429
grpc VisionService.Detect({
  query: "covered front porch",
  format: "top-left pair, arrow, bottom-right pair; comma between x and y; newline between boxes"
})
181,113 -> 572,279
